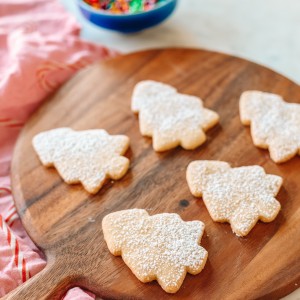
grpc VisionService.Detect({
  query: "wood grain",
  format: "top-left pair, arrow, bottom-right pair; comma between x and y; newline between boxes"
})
4,49 -> 300,300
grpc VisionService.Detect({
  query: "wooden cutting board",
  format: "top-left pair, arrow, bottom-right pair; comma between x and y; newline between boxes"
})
5,49 -> 300,300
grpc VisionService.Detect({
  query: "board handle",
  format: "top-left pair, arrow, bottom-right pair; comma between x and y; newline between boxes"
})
2,258 -> 76,300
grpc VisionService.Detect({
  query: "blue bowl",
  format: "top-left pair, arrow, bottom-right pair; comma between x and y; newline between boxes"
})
77,0 -> 177,33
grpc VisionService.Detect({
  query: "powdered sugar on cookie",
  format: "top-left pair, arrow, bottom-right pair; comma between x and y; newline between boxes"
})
187,160 -> 283,236
240,91 -> 300,163
132,80 -> 219,151
102,209 -> 208,293
32,128 -> 129,194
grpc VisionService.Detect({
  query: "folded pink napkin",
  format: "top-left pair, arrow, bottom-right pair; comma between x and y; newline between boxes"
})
0,0 -> 116,298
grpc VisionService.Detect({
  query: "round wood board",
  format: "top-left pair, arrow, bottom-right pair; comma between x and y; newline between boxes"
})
6,49 -> 300,300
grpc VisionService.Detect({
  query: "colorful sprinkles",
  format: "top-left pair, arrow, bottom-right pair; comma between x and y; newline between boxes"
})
83,0 -> 165,14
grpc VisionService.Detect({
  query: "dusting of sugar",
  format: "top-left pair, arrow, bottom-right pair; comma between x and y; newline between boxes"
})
240,91 -> 300,163
32,128 -> 130,194
132,80 -> 219,151
187,161 -> 283,236
102,209 -> 208,293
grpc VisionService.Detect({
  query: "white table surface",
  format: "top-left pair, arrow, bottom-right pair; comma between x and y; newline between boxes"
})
61,1 -> 300,299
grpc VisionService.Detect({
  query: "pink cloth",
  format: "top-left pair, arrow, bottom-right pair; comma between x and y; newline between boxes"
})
0,0 -> 116,298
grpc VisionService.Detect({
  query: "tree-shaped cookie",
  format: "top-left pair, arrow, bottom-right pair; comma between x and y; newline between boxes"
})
186,160 -> 283,236
132,80 -> 219,151
240,91 -> 300,163
102,209 -> 208,293
32,128 -> 130,194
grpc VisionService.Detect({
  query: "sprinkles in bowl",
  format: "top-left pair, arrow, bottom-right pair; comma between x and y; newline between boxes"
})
83,0 -> 166,14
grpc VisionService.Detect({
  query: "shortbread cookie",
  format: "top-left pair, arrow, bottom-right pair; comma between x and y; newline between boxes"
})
240,91 -> 300,163
132,80 -> 219,151
186,160 -> 282,236
102,209 -> 208,293
32,128 -> 129,194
